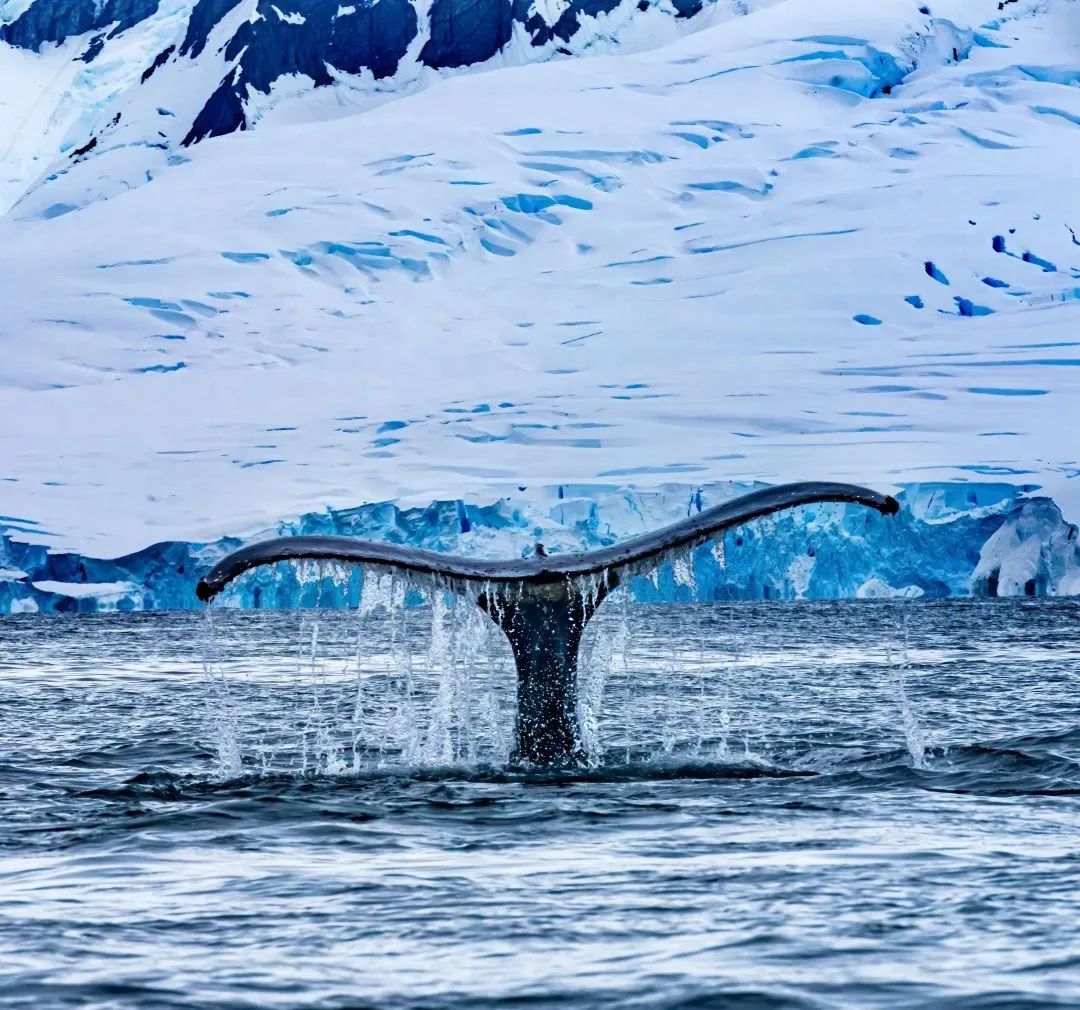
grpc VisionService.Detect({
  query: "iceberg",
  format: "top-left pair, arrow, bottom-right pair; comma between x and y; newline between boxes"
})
971,498 -> 1080,598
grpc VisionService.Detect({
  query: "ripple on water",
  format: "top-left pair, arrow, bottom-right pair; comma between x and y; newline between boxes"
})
0,601 -> 1078,1009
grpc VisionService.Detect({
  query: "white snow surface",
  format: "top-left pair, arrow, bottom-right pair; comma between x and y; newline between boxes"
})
2,0 -> 1080,557
31,580 -> 139,600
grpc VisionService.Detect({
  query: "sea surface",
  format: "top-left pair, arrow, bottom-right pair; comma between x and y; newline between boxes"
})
2,600 -> 1079,1009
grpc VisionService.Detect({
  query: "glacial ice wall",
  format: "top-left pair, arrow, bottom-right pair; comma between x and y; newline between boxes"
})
3,482 -> 1077,613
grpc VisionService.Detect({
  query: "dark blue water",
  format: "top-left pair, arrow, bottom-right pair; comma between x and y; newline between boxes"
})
2,600 -> 1079,1009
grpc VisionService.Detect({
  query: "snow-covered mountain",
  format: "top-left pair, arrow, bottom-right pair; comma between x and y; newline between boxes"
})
2,0 -> 1079,611
0,0 -> 764,215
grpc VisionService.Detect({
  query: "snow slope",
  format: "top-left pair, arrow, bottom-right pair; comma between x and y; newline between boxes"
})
2,0 -> 1080,609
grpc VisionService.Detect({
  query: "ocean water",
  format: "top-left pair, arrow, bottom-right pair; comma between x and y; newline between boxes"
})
2,599 -> 1079,1009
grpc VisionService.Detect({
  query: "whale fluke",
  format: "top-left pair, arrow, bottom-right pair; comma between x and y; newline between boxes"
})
196,482 -> 897,602
195,481 -> 899,765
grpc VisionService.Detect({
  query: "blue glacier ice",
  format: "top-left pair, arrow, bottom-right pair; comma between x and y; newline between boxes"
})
3,482 -> 1078,613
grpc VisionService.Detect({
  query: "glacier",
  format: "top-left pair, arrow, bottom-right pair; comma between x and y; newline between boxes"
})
2,0 -> 1080,612
3,481 -> 1079,612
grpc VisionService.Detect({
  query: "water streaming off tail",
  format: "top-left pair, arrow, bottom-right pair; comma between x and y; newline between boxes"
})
885,600 -> 931,769
201,553 -> 930,777
202,562 -> 518,776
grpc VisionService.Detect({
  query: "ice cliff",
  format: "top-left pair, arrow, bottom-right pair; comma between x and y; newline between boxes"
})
3,481 -> 1078,612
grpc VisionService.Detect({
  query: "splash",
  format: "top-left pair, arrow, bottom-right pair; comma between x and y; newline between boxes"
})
196,515 -> 923,778
201,563 -> 521,776
197,536 -> 775,776
886,602 -> 931,769
200,605 -> 243,778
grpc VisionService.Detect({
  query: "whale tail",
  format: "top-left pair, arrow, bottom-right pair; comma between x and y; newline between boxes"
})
195,482 -> 899,765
